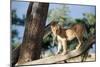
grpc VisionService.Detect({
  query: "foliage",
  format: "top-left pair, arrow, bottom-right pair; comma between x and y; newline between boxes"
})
47,5 -> 71,26
83,13 -> 96,25
11,43 -> 19,50
42,34 -> 53,50
11,9 -> 25,49
12,10 -> 25,25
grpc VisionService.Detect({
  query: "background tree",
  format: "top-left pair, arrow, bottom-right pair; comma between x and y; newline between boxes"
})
47,5 -> 71,26
83,13 -> 96,35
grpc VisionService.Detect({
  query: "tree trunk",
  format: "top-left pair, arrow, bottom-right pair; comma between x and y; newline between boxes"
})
16,2 -> 49,65
11,19 -> 51,66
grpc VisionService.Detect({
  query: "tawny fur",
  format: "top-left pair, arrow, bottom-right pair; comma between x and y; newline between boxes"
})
51,21 -> 86,55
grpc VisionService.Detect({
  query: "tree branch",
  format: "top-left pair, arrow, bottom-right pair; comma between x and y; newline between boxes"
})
16,35 -> 95,66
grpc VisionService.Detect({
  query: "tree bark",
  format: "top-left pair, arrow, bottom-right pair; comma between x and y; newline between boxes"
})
16,2 -> 49,65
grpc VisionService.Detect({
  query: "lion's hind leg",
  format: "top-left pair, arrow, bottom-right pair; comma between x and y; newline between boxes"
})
75,35 -> 83,50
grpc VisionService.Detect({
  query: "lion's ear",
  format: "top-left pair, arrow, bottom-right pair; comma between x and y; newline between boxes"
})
57,24 -> 60,29
56,25 -> 61,34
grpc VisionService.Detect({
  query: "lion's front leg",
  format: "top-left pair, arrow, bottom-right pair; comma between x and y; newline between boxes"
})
61,39 -> 67,55
56,40 -> 62,55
